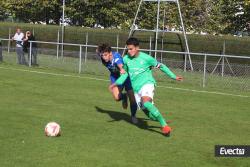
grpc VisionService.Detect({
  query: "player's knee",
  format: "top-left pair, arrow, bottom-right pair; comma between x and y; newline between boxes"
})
114,96 -> 120,101
142,101 -> 152,110
113,94 -> 121,101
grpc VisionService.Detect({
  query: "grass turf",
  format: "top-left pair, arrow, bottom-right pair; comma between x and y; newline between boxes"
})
0,63 -> 249,167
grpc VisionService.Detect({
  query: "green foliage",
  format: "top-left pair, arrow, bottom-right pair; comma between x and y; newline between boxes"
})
1,0 -> 249,34
1,0 -> 61,24
221,0 -> 249,33
0,1 -> 9,21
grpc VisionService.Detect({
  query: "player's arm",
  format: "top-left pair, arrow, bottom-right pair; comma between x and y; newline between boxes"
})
117,64 -> 125,74
115,54 -> 126,74
115,62 -> 129,85
156,62 -> 182,81
147,55 -> 182,81
109,73 -> 128,91
109,64 -> 129,91
12,34 -> 17,41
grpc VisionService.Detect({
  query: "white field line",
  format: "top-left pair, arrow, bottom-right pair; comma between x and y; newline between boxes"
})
157,85 -> 249,98
0,66 -> 249,98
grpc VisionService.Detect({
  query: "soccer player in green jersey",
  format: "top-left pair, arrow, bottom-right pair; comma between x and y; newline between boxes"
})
109,37 -> 183,136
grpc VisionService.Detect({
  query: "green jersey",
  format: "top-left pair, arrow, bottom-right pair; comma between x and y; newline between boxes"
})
115,52 -> 176,93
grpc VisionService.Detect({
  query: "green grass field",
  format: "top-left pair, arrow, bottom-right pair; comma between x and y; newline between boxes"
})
0,63 -> 249,167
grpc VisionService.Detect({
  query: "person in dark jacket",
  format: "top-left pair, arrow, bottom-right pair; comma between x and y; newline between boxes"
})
23,31 -> 38,66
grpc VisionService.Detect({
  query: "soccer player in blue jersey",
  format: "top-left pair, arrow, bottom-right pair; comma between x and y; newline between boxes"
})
97,44 -> 138,124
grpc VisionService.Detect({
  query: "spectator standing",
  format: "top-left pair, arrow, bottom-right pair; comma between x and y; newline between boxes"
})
12,28 -> 26,65
23,31 -> 38,66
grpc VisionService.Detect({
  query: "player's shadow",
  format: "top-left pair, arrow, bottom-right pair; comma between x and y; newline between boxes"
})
95,106 -> 164,136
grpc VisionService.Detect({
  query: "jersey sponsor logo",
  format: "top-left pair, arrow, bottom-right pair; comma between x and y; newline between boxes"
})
129,68 -> 146,77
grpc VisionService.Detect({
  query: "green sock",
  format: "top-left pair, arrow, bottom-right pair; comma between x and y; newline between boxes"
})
143,102 -> 167,127
157,113 -> 167,127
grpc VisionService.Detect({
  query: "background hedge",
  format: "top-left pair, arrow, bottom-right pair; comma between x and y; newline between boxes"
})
0,22 -> 250,58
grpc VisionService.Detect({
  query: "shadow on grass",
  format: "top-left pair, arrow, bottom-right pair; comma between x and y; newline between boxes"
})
95,106 -> 169,137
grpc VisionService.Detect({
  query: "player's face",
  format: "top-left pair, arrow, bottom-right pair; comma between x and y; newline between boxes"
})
101,52 -> 112,62
127,45 -> 139,57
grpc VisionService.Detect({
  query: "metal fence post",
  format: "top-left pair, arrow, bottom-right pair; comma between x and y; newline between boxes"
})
221,41 -> 225,77
161,38 -> 163,63
149,36 -> 152,55
8,28 -> 11,53
116,34 -> 119,52
222,56 -> 225,77
56,30 -> 60,59
29,42 -> 32,67
61,25 -> 65,58
184,53 -> 187,72
84,33 -> 88,63
79,45 -> 82,74
202,54 -> 207,88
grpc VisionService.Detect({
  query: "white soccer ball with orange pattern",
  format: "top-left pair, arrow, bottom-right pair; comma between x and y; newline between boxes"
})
44,122 -> 61,137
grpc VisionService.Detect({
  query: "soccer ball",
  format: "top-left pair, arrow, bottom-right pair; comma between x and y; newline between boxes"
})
44,122 -> 61,137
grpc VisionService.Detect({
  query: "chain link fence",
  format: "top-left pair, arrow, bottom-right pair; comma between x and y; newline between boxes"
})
0,39 -> 249,92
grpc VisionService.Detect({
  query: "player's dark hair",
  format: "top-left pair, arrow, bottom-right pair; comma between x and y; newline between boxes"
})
97,43 -> 112,53
126,37 -> 139,46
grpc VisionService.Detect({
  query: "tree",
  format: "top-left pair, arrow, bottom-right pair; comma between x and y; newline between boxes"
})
2,0 -> 61,24
66,0 -> 139,28
0,0 -> 249,34
243,0 -> 250,31
221,0 -> 246,33
0,1 -> 9,21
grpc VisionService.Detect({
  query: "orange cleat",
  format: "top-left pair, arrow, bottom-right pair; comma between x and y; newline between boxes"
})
161,125 -> 171,136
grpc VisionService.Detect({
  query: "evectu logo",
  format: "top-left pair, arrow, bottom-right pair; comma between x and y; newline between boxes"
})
215,145 -> 250,157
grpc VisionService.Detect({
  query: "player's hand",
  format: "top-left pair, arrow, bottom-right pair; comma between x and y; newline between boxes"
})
176,76 -> 183,81
109,84 -> 116,92
120,68 -> 126,74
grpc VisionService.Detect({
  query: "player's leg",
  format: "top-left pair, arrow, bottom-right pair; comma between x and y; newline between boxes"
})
110,85 -> 121,101
126,90 -> 137,116
119,85 -> 128,109
109,75 -> 128,108
124,78 -> 137,123
126,90 -> 138,123
140,84 -> 171,135
109,84 -> 128,108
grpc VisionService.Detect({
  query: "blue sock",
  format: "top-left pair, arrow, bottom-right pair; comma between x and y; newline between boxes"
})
119,93 -> 126,101
130,103 -> 137,117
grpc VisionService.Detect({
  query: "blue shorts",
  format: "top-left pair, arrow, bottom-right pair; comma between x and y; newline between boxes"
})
110,75 -> 132,92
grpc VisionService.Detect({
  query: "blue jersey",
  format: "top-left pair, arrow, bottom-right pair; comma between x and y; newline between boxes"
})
101,52 -> 123,77
98,51 -> 132,91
